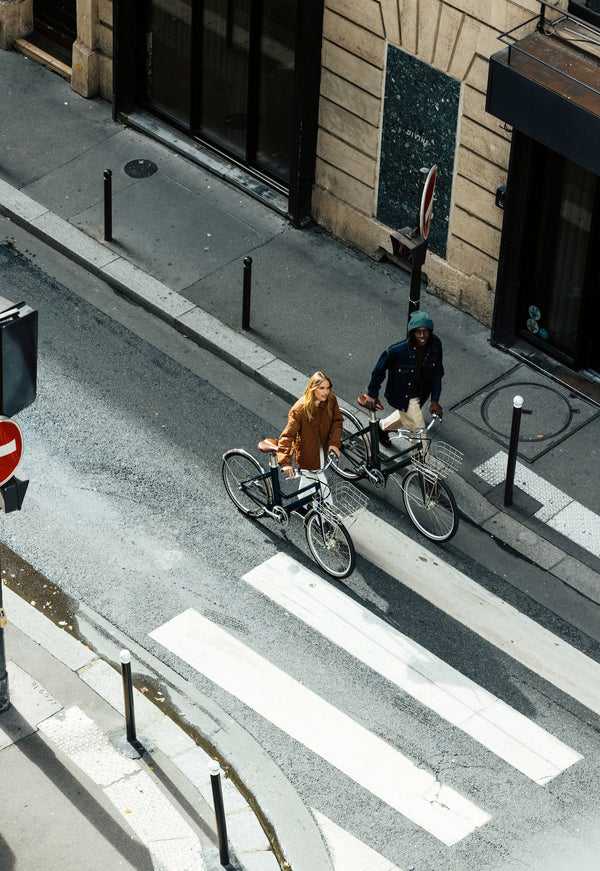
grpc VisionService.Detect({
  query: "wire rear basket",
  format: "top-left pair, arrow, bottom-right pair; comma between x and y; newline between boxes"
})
326,481 -> 369,520
411,441 -> 463,479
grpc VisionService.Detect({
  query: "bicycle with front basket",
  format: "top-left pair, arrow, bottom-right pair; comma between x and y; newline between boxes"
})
331,395 -> 462,543
222,438 -> 368,578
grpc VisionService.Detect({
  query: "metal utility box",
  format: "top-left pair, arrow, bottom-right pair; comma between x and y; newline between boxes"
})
0,297 -> 37,416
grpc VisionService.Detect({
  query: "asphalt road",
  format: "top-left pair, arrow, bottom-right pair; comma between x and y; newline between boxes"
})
2,224 -> 600,870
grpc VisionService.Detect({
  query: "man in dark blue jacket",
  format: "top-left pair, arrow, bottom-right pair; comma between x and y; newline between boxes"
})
365,311 -> 444,446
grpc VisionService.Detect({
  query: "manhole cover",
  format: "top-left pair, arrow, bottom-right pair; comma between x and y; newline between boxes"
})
451,363 -> 599,461
482,383 -> 573,442
124,159 -> 158,179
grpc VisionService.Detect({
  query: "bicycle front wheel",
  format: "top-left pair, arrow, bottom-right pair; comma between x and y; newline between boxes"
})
401,469 -> 459,542
305,509 -> 356,578
222,450 -> 273,518
333,408 -> 371,481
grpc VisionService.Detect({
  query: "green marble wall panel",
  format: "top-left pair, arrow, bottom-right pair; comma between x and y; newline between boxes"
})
377,45 -> 460,259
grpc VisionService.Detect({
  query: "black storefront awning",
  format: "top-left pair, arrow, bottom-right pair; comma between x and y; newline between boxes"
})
487,29 -> 600,176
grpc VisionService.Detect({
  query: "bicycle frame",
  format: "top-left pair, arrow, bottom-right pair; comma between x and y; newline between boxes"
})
355,409 -> 427,481
241,449 -> 326,518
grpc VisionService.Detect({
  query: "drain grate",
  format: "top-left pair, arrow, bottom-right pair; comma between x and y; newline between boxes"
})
124,159 -> 158,179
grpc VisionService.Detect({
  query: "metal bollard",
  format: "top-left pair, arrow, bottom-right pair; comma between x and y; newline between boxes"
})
104,169 -> 113,242
120,649 -> 137,744
504,395 -> 524,507
208,760 -> 230,866
242,256 -> 252,331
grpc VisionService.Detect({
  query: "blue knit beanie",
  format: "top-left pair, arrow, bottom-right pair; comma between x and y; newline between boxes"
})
407,311 -> 434,332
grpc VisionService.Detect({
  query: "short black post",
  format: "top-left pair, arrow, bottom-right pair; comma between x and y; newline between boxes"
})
0,554 -> 9,714
120,649 -> 137,744
104,169 -> 113,242
208,760 -> 230,866
242,256 -> 252,331
504,395 -> 524,507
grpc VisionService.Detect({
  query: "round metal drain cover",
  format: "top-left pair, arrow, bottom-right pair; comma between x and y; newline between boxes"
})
124,159 -> 158,179
481,382 -> 573,442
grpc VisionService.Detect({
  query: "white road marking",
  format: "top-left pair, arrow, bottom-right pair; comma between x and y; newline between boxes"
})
150,609 -> 490,845
350,510 -> 600,715
474,451 -> 600,558
312,808 -> 402,871
242,553 -> 581,784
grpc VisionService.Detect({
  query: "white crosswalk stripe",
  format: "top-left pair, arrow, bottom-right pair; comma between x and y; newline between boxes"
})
311,808 -> 403,871
150,608 -> 490,846
242,552 -> 581,784
350,510 -> 600,715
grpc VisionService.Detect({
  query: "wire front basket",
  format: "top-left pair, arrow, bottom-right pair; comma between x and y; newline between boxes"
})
411,441 -> 463,479
324,481 -> 369,521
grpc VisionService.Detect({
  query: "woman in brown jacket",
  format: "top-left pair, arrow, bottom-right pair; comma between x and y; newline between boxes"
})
277,372 -> 343,489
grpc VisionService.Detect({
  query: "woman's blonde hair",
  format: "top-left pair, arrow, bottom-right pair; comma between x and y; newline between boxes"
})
302,371 -> 335,421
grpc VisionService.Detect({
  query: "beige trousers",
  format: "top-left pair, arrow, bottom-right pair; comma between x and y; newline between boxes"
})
381,397 -> 426,434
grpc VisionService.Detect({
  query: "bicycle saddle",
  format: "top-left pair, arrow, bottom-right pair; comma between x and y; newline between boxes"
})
258,438 -> 278,453
357,393 -> 384,410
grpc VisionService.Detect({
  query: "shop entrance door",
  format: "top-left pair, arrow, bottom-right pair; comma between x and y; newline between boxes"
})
141,0 -> 297,186
498,135 -> 600,373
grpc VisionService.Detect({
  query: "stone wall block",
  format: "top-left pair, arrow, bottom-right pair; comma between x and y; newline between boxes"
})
447,235 -> 498,287
322,40 -> 383,96
0,0 -> 33,49
315,159 -> 376,215
398,0 -> 418,55
447,14 -> 480,80
457,146 -> 508,191
434,3 -> 463,72
97,20 -> 112,56
453,205 -> 501,259
326,0 -> 384,36
319,98 -> 380,155
461,116 -> 510,167
318,129 -> 377,187
454,174 -> 503,230
71,39 -> 98,97
321,68 -> 382,126
379,0 -> 401,45
323,8 -> 385,67
418,0 -> 441,65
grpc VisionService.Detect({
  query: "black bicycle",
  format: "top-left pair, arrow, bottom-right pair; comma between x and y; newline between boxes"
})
331,396 -> 462,543
222,438 -> 367,578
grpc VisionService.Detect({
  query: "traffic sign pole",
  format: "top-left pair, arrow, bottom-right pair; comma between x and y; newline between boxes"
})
0,416 -> 26,713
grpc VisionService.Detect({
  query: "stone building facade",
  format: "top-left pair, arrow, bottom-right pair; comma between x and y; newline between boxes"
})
312,0 -> 556,327
2,0 -> 599,382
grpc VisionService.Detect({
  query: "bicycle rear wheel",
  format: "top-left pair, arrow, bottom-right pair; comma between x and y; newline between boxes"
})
222,450 -> 273,518
401,469 -> 459,542
305,509 -> 356,578
333,408 -> 371,481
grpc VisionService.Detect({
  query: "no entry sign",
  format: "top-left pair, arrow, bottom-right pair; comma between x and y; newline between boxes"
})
419,165 -> 437,239
0,417 -> 23,486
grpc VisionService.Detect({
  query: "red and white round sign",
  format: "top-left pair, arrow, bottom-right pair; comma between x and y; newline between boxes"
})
419,165 -> 438,239
0,416 -> 23,486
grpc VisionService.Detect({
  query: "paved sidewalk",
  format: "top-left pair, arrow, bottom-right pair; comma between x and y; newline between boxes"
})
1,47 -> 600,871
0,581 -> 279,871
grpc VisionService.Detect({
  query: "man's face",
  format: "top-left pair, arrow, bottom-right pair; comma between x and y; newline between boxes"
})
412,327 -> 431,347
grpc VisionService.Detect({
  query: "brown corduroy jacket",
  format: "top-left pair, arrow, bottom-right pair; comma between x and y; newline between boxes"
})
277,396 -> 343,471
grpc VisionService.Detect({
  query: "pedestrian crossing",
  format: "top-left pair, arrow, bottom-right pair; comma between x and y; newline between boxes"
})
242,552 -> 581,785
149,510 -> 595,866
150,607 -> 490,846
